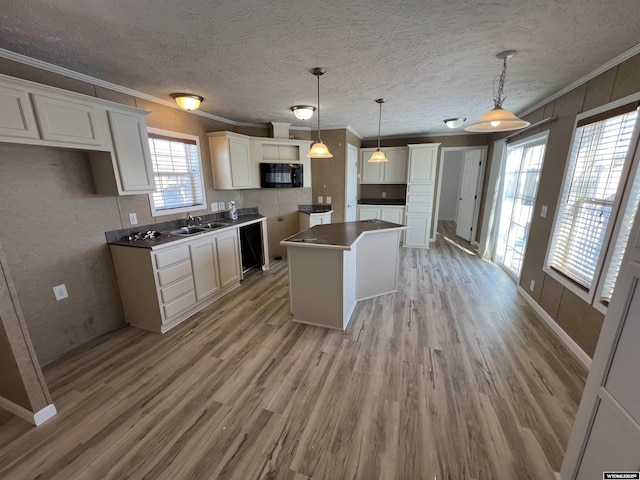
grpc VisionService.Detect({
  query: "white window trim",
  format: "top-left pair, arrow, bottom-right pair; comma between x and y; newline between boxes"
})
147,127 -> 207,217
543,92 -> 640,306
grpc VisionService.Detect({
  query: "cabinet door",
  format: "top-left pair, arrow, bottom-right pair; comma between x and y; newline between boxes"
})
0,84 -> 40,140
360,149 -> 383,183
357,206 -> 380,221
408,145 -> 438,184
404,214 -> 431,248
228,136 -> 252,188
31,94 -> 106,147
216,231 -> 241,288
190,238 -> 221,301
383,148 -> 408,183
380,207 -> 405,224
108,110 -> 156,193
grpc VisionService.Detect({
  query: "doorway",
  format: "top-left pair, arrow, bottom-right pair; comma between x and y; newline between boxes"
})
492,132 -> 548,279
435,146 -> 487,244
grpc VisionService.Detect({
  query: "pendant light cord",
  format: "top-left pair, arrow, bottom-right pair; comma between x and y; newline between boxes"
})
316,73 -> 321,142
494,57 -> 508,109
377,101 -> 382,150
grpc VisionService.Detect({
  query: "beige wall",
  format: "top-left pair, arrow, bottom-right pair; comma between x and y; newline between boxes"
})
489,53 -> 640,357
0,59 -> 311,364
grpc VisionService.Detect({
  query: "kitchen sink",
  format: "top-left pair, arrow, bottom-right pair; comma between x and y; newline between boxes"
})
198,222 -> 228,230
168,226 -> 209,236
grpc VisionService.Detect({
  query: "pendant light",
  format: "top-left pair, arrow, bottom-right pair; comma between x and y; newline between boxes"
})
465,50 -> 530,133
306,68 -> 333,158
369,98 -> 388,163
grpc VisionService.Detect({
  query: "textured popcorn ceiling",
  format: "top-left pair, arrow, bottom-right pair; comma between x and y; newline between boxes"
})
1,0 -> 639,138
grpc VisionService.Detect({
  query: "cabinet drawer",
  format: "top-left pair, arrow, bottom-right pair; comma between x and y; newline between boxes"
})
157,260 -> 192,286
163,291 -> 197,320
160,276 -> 195,304
155,245 -> 190,269
407,183 -> 433,194
406,204 -> 431,214
406,194 -> 433,205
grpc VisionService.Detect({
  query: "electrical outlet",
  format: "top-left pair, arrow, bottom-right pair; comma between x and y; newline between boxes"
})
326,196 -> 332,204
53,284 -> 68,301
211,202 -> 219,212
382,192 -> 387,198
128,213 -> 138,225
218,201 -> 225,211
541,205 -> 548,218
318,196 -> 323,203
529,280 -> 535,292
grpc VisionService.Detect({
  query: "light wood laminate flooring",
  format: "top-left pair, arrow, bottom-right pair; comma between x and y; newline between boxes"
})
0,221 -> 587,479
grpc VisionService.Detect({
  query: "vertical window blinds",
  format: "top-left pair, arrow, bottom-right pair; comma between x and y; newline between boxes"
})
148,133 -> 205,211
547,105 -> 639,291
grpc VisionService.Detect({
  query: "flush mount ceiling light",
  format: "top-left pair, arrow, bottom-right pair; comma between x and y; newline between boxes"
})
171,93 -> 204,111
369,98 -> 388,163
443,117 -> 467,129
306,68 -> 333,158
465,50 -> 530,133
291,105 -> 316,120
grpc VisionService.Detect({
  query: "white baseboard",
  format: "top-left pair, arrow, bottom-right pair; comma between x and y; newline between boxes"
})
517,286 -> 592,369
0,396 -> 57,426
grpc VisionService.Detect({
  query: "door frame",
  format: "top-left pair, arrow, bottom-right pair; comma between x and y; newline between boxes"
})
434,146 -> 487,244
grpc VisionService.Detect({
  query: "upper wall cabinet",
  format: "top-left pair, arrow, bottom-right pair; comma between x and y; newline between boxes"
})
360,147 -> 408,184
0,74 -> 156,196
208,131 -> 253,190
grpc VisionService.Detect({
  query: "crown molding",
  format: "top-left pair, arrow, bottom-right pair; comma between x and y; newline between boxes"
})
518,42 -> 640,118
0,48 -> 266,128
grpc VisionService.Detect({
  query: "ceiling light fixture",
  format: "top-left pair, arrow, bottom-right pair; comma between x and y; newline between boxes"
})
369,98 -> 388,163
291,105 -> 316,120
444,117 -> 467,129
465,50 -> 530,133
171,93 -> 204,111
306,68 -> 333,158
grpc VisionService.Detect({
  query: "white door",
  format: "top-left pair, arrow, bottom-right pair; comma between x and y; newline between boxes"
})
345,144 -> 358,221
456,150 -> 482,241
561,152 -> 640,478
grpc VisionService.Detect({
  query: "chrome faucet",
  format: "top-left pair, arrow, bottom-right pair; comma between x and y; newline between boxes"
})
186,213 -> 195,226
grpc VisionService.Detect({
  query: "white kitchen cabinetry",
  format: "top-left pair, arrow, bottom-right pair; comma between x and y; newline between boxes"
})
0,73 -> 156,196
0,83 -> 40,140
250,137 -> 312,188
357,205 -> 405,224
404,144 -> 439,248
360,147 -> 408,184
208,131 -> 253,189
110,227 -> 243,333
299,210 -> 333,231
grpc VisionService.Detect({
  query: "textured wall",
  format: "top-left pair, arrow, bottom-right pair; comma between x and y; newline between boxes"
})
0,59 -> 312,364
499,53 -> 640,357
311,129 -> 348,222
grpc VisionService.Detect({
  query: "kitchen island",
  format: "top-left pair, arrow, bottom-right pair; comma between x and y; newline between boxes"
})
280,220 -> 408,330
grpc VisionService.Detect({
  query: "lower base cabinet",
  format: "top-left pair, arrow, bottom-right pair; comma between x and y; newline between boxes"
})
404,214 -> 431,248
298,211 -> 332,231
110,228 -> 242,333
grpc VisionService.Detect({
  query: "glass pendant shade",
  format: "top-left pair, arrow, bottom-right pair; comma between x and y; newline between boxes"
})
306,140 -> 333,158
464,107 -> 530,132
368,149 -> 388,163
171,93 -> 204,111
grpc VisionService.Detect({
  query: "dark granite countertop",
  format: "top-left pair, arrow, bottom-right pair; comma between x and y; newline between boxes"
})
107,213 -> 265,250
280,219 -> 407,250
298,204 -> 333,214
357,198 -> 406,206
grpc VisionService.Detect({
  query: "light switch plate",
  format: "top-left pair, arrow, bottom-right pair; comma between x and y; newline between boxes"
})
53,284 -> 68,301
326,196 -> 332,204
541,205 -> 548,218
382,192 -> 387,198
318,196 -> 323,203
218,201 -> 225,211
211,202 -> 219,212
530,280 -> 535,292
128,213 -> 138,225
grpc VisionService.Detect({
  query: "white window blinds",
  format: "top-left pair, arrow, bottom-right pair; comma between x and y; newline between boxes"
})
547,105 -> 639,290
148,133 -> 205,212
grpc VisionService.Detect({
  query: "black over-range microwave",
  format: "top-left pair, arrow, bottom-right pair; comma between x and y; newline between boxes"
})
260,163 -> 303,188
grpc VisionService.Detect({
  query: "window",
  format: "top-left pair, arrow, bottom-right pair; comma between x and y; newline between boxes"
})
545,98 -> 640,306
147,128 -> 206,216
494,132 -> 548,278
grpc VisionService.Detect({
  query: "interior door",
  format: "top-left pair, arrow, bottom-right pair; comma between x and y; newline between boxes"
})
456,149 -> 482,241
345,144 -> 358,221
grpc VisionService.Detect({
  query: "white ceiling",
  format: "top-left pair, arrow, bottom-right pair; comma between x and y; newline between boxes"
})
1,0 -> 639,138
